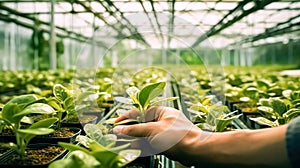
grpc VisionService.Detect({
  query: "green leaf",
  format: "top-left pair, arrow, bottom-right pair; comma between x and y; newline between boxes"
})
138,82 -> 166,109
47,98 -> 64,112
91,150 -> 118,167
243,87 -> 258,98
49,151 -> 99,168
89,141 -> 107,152
250,117 -> 278,127
190,103 -> 209,113
5,94 -> 38,106
257,106 -> 274,114
259,98 -> 270,107
76,135 -> 94,149
291,99 -> 300,108
28,117 -> 58,129
256,80 -> 271,90
70,150 -> 100,168
84,124 -> 103,142
64,97 -> 75,110
291,91 -> 300,100
282,90 -> 292,99
283,108 -> 300,121
201,95 -> 214,105
117,149 -> 141,167
20,116 -> 34,124
58,142 -> 91,154
53,84 -> 69,101
13,103 -> 55,118
195,123 -> 205,129
267,87 -> 283,96
2,103 -> 22,124
100,134 -> 117,147
216,114 -> 241,132
110,143 -> 131,153
270,98 -> 286,116
18,128 -> 54,135
126,86 -> 140,104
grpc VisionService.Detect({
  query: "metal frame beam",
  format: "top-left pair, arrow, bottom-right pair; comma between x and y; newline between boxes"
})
99,0 -> 150,46
229,14 -> 300,47
167,0 -> 175,49
0,4 -> 107,47
191,0 -> 279,47
137,0 -> 161,43
149,0 -> 165,44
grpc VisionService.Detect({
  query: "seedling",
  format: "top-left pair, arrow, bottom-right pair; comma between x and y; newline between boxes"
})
115,81 -> 178,124
251,97 -> 300,127
47,84 -> 93,128
0,94 -> 57,159
49,123 -> 140,168
196,102 -> 241,132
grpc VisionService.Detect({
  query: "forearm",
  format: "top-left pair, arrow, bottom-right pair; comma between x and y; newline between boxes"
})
183,125 -> 290,167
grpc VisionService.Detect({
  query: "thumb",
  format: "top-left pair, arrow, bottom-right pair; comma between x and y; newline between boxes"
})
113,123 -> 155,137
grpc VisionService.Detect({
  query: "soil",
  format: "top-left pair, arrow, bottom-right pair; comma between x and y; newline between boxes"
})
1,128 -> 75,138
7,145 -> 64,166
41,127 -> 75,138
64,115 -> 96,124
0,128 -> 14,136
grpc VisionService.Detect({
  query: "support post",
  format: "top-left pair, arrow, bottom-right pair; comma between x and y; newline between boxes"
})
50,0 -> 56,70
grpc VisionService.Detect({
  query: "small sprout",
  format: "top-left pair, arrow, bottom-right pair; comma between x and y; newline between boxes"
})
0,94 -> 57,159
50,123 -> 141,168
116,82 -> 178,124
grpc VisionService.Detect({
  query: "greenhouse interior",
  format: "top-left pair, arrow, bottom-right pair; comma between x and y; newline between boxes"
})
0,0 -> 300,167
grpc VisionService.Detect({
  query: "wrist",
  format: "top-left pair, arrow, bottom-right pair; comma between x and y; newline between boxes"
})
175,127 -> 209,166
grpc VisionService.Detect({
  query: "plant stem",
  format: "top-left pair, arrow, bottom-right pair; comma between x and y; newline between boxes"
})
15,125 -> 25,159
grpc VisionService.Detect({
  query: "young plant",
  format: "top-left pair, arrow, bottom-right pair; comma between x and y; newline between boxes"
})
49,123 -> 140,168
251,97 -> 300,127
0,94 -> 57,159
188,95 -> 215,123
96,78 -> 114,107
196,102 -> 241,132
47,84 -> 92,128
116,81 -> 178,124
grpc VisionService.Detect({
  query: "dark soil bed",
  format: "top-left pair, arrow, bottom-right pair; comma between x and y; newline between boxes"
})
5,145 -> 64,166
43,127 -> 75,138
0,128 -> 14,136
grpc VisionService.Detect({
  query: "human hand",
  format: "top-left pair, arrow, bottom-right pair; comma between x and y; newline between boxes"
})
113,106 -> 203,165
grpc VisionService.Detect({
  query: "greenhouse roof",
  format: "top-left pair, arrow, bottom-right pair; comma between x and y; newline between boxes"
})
1,0 -> 299,49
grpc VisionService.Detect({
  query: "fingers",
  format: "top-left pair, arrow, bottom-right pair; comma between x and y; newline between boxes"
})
114,106 -> 163,123
113,122 -> 157,137
114,108 -> 139,123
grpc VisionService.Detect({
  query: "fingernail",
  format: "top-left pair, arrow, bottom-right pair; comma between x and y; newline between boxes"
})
113,126 -> 124,134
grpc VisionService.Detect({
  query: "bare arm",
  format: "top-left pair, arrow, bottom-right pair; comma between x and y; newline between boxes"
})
113,107 -> 290,167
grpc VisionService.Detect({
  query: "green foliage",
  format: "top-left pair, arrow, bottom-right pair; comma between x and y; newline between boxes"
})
116,81 -> 178,123
251,96 -> 300,126
195,102 -> 241,132
0,94 -> 57,158
47,84 -> 95,128
50,123 -> 140,168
